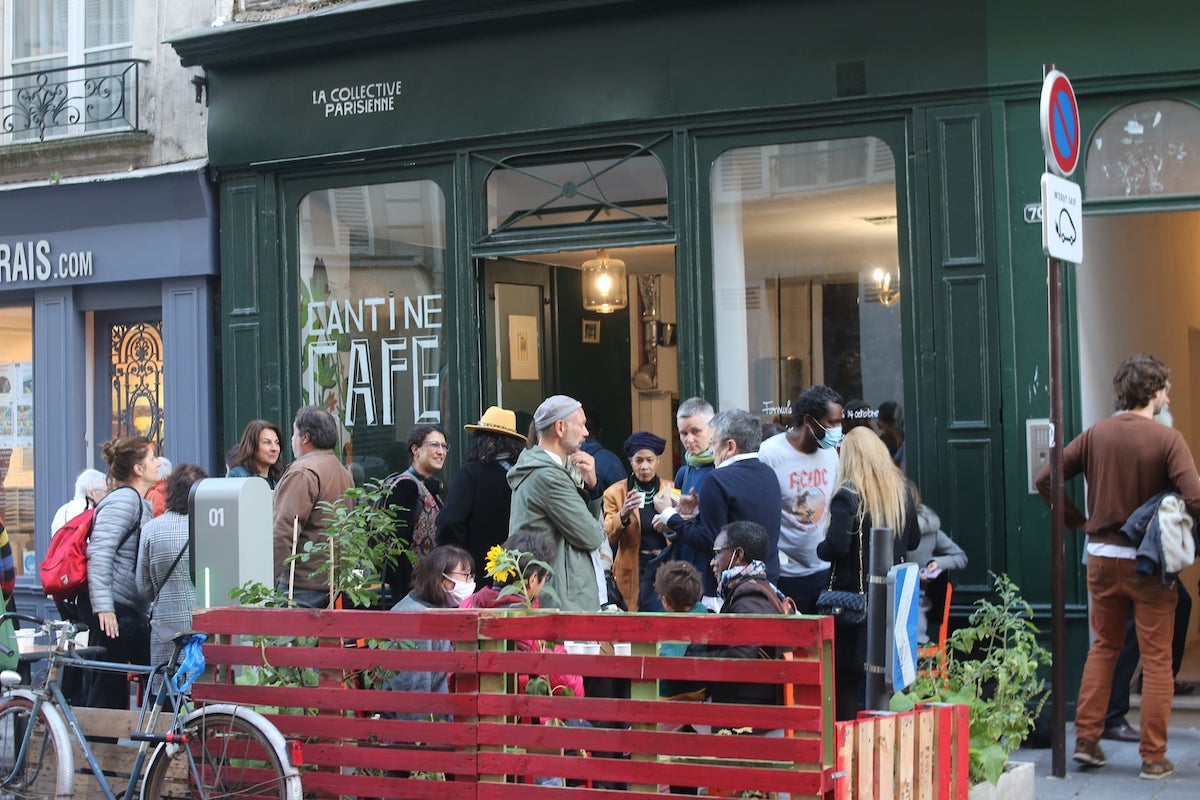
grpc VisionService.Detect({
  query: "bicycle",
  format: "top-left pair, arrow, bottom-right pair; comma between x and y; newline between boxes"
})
0,612 -> 302,800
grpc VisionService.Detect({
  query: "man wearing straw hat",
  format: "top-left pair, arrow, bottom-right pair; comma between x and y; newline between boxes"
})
437,406 -> 529,578
272,405 -> 354,608
508,395 -> 607,612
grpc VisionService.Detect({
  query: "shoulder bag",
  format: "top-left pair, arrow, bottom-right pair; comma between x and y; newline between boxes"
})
815,518 -> 867,625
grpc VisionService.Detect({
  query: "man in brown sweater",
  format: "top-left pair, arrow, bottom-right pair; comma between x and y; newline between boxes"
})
273,405 -> 354,608
1036,353 -> 1200,780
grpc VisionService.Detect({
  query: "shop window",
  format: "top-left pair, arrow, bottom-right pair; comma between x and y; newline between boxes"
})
710,136 -> 903,425
0,306 -> 34,578
108,320 -> 165,451
484,146 -> 669,234
3,0 -> 134,142
1086,100 -> 1200,199
298,179 -> 447,484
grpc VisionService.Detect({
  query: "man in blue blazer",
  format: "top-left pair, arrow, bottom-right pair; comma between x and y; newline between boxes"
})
654,408 -> 783,607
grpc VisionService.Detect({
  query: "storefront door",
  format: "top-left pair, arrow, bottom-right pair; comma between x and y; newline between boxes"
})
94,311 -> 165,460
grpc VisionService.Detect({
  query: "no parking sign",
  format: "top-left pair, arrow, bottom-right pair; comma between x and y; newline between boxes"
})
1040,69 -> 1080,178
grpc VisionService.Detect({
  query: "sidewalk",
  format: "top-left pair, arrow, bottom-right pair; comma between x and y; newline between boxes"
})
1012,709 -> 1200,799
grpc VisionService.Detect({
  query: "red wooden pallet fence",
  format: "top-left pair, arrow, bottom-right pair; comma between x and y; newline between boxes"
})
187,606 -> 964,799
833,705 -> 970,800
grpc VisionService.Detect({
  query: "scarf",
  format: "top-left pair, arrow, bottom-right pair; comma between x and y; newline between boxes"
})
685,448 -> 715,468
630,475 -> 661,507
719,559 -> 789,607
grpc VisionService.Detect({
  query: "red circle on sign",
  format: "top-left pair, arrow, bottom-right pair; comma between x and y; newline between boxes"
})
1040,70 -> 1080,177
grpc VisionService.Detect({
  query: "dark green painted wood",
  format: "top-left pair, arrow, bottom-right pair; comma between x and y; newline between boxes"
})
921,104 -> 1004,598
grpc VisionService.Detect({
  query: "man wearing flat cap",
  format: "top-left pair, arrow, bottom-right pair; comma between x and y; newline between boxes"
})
602,431 -> 674,610
507,395 -> 607,612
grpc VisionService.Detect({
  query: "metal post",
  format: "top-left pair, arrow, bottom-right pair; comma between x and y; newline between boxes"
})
1044,61 -> 1068,780
865,526 -> 893,711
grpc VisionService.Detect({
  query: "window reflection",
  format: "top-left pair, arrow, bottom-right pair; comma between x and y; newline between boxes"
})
0,306 -> 33,577
298,180 -> 447,484
710,137 -> 903,424
1086,100 -> 1200,199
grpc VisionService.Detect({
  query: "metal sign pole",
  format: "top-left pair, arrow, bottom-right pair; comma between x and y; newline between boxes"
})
1043,61 -> 1068,780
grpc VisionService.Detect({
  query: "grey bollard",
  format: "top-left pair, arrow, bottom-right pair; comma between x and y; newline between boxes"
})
864,526 -> 893,711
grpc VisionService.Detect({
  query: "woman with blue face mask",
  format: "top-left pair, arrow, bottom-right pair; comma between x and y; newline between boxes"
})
382,545 -> 475,719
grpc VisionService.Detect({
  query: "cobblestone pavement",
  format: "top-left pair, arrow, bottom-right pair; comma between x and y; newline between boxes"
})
1012,718 -> 1200,799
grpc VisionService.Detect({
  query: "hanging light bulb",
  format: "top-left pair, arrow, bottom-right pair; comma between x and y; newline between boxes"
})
581,249 -> 628,313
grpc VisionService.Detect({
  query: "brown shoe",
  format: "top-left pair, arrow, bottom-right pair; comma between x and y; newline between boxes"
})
1140,759 -> 1174,780
1101,722 -> 1140,742
1072,740 -> 1107,767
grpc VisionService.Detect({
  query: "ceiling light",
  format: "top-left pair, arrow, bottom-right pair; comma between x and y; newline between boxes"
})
581,249 -> 628,314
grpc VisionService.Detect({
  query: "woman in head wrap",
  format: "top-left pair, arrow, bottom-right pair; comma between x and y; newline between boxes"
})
602,431 -> 674,610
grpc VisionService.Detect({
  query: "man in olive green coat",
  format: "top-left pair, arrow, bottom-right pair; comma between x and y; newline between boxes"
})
507,395 -> 606,612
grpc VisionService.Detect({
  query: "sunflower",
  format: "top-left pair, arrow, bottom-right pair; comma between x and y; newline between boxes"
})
485,545 -> 516,583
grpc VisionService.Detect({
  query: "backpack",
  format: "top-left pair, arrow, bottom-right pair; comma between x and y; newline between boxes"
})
40,487 -> 140,602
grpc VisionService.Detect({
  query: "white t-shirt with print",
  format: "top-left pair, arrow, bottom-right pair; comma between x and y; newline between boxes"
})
759,432 -> 840,577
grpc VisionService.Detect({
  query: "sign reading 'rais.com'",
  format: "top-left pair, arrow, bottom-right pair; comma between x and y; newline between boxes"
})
311,80 -> 403,118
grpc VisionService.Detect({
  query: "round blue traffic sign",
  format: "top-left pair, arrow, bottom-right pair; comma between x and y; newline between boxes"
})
1040,70 -> 1080,178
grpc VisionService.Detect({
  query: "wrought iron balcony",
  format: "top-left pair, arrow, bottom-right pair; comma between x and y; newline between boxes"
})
1,58 -> 147,143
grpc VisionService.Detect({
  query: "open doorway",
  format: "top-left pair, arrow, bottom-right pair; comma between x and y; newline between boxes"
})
480,243 -> 678,480
1076,209 -> 1200,685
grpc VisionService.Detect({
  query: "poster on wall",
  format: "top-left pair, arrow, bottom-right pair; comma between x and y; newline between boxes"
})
0,362 -> 14,449
508,315 -> 540,381
13,362 -> 32,447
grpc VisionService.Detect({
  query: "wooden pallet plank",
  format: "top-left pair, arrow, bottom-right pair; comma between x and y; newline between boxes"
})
857,718 -> 875,800
897,711 -> 915,800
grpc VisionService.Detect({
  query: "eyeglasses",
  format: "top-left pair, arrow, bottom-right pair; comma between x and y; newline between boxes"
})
445,571 -> 475,581
712,546 -> 736,554
422,441 -> 451,451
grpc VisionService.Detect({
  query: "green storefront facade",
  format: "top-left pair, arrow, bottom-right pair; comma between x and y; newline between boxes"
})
174,0 -> 1200,688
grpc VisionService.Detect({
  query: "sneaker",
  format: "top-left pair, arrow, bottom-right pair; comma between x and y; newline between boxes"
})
1072,740 -> 1107,767
1140,759 -> 1174,780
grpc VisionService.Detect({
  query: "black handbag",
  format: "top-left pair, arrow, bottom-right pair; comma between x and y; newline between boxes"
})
815,521 -> 867,625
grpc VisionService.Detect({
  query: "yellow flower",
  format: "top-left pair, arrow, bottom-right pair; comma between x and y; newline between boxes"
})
485,545 -> 516,583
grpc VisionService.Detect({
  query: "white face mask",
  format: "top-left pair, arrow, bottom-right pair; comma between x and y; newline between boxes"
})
443,575 -> 476,607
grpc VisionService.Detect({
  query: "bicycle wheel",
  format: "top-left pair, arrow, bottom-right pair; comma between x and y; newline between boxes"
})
0,693 -> 74,800
141,711 -> 292,800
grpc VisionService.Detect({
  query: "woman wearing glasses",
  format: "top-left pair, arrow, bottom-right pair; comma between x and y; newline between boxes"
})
378,424 -> 448,604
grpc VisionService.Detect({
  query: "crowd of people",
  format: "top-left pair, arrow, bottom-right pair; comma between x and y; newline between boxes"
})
21,385 -> 960,723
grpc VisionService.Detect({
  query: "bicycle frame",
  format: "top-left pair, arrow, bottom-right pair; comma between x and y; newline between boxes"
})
2,616 -> 189,800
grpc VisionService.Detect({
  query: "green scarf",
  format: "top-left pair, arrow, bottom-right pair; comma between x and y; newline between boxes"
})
685,448 -> 714,468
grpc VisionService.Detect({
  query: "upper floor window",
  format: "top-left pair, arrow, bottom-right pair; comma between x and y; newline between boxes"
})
2,0 -> 135,142
1085,100 -> 1200,200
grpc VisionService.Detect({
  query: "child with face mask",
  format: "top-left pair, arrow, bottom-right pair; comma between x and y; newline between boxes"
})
380,545 -> 475,720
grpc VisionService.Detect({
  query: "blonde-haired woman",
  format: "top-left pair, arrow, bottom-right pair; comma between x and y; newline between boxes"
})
816,426 -> 921,720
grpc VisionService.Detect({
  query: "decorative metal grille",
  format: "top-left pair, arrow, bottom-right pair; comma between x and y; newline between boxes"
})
1,58 -> 145,143
109,320 -> 164,452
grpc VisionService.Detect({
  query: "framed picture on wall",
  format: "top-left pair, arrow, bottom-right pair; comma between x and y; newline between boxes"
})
582,319 -> 601,344
508,314 -> 540,380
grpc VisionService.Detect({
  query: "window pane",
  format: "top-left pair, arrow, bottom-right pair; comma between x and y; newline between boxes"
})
11,0 -> 68,61
710,136 -> 903,426
0,307 -> 34,579
86,0 -> 131,49
298,180 -> 448,485
486,151 -> 668,232
1085,100 -> 1200,199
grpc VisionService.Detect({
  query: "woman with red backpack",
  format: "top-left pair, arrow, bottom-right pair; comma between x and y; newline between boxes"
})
86,435 -> 159,709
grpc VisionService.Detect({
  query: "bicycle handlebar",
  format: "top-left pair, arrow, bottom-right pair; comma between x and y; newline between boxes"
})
0,612 -> 90,645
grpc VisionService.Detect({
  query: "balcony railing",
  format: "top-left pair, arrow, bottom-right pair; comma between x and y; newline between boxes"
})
1,58 -> 147,143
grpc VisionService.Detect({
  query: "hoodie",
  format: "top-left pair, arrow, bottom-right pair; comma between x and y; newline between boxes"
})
506,447 -> 605,612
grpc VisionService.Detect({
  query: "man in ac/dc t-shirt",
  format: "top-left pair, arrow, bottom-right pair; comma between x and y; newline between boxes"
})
760,385 -> 843,614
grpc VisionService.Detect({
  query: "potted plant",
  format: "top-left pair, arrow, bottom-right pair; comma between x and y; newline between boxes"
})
891,573 -> 1049,799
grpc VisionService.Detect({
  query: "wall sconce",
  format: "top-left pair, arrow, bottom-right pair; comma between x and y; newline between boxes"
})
582,249 -> 628,313
873,268 -> 900,307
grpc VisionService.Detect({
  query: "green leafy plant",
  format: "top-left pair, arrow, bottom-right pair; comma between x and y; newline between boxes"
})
891,573 -> 1049,786
227,479 -> 414,703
